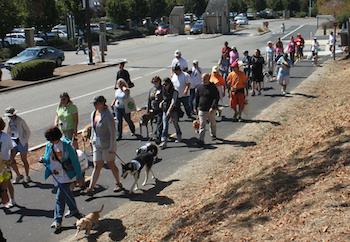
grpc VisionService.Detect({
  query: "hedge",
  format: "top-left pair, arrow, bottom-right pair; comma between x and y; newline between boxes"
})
10,60 -> 56,81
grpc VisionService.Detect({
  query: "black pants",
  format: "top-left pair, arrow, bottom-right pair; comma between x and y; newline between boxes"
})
154,111 -> 163,141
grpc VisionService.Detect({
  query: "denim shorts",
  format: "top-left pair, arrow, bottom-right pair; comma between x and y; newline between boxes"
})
12,140 -> 28,153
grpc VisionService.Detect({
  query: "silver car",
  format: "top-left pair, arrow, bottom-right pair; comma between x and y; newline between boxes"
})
5,46 -> 65,70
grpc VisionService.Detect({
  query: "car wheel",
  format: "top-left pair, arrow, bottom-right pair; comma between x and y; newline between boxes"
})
56,58 -> 62,67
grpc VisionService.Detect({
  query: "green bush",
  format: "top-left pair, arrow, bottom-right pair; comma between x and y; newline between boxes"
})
10,60 -> 56,81
44,38 -> 76,51
0,44 -> 26,62
295,11 -> 307,18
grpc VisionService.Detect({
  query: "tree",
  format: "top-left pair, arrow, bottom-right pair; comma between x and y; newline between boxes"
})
255,0 -> 267,11
23,0 -> 58,32
129,0 -> 148,23
148,0 -> 168,19
56,0 -> 85,31
106,0 -> 131,24
0,0 -> 20,44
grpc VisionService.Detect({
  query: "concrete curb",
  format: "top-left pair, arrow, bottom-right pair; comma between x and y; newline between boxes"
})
256,29 -> 271,36
0,62 -> 120,93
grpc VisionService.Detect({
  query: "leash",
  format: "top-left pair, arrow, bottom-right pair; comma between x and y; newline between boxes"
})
113,152 -> 126,165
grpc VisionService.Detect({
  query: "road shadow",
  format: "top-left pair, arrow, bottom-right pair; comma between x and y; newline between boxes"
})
214,138 -> 257,147
22,181 -> 55,190
263,94 -> 293,98
290,92 -> 318,99
2,204 -> 54,223
83,218 -> 126,242
239,119 -> 281,126
85,179 -> 178,206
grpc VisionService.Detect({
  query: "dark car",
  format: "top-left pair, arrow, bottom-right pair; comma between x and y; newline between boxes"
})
190,22 -> 204,35
155,24 -> 170,36
5,46 -> 65,70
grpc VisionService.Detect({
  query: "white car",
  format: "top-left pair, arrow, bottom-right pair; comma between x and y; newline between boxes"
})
51,29 -> 68,38
234,16 -> 249,25
5,33 -> 44,45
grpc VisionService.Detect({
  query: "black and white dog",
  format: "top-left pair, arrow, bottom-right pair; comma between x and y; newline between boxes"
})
121,143 -> 158,193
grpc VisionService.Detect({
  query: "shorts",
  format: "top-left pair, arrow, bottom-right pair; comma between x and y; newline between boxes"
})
277,75 -> 289,86
92,147 -> 115,162
252,74 -> 264,83
230,92 -> 245,109
12,141 -> 28,153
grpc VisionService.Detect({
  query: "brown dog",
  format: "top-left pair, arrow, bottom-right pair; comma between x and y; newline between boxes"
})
82,124 -> 92,143
75,204 -> 104,237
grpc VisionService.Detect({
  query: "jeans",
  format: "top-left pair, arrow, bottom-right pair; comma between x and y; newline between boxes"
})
189,89 -> 196,114
178,96 -> 192,118
54,183 -> 77,223
161,111 -> 182,142
198,110 -> 216,142
154,111 -> 163,140
115,107 -> 135,139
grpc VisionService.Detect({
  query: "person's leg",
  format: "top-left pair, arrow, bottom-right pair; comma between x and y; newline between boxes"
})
160,112 -> 169,148
171,112 -> 182,141
252,80 -> 256,96
106,160 -> 121,186
209,110 -> 217,138
88,160 -> 104,191
181,96 -> 192,118
20,151 -> 30,178
6,180 -> 14,202
189,88 -> 195,114
230,94 -> 238,120
115,108 -> 123,139
155,112 -> 163,141
238,94 -> 245,119
10,149 -> 21,178
198,110 -> 207,142
63,183 -> 78,214
54,185 -> 65,225
123,111 -> 136,135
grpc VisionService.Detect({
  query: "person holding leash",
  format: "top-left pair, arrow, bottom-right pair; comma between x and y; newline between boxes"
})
4,107 -> 31,184
42,127 -> 82,231
276,53 -> 293,95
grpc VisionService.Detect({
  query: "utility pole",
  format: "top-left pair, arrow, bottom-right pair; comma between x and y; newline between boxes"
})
333,11 -> 337,60
309,0 -> 312,17
84,0 -> 94,65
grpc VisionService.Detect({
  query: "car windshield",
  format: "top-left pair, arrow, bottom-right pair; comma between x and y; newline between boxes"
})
18,49 -> 40,57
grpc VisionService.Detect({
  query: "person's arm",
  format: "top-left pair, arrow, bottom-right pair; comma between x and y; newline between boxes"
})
126,70 -> 131,83
54,112 -> 59,127
72,112 -> 78,136
107,112 -> 116,153
21,118 -> 31,142
210,85 -> 220,111
167,91 -> 178,117
147,89 -> 152,113
195,86 -> 200,113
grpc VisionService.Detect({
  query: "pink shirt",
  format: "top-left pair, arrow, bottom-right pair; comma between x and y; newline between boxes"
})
229,51 -> 239,64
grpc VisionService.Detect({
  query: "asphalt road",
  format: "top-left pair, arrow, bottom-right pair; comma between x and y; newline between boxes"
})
0,18 -> 322,242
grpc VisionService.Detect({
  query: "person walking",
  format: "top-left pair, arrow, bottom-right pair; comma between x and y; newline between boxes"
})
147,76 -> 163,143
311,37 -> 320,66
251,49 -> 265,96
112,79 -> 136,140
229,47 -> 239,71
221,41 -> 231,58
280,23 -> 285,33
75,35 -> 86,55
209,66 -> 225,108
266,41 -> 275,76
159,78 -> 182,149
4,107 -> 31,184
276,54 -> 292,95
227,61 -> 248,121
171,50 -> 188,72
54,92 -> 78,142
171,64 -> 193,120
242,50 -> 252,94
87,96 -> 123,194
116,61 -> 134,88
42,127 -> 82,231
295,33 -> 305,60
329,31 -> 336,54
0,117 -> 15,209
196,73 -> 219,146
189,60 -> 202,115
288,36 -> 296,64
275,37 -> 284,56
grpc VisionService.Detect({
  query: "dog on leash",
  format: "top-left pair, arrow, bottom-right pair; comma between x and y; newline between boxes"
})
122,144 -> 158,193
75,204 -> 104,237
139,111 -> 155,139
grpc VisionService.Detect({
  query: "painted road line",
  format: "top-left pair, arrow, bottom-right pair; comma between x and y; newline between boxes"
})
281,24 -> 305,40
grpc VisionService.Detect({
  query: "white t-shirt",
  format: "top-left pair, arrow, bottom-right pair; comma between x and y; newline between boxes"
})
329,34 -> 335,45
171,71 -> 190,98
190,67 -> 202,89
9,119 -> 19,139
266,47 -> 275,60
171,57 -> 188,71
50,142 -> 73,185
0,132 -> 13,160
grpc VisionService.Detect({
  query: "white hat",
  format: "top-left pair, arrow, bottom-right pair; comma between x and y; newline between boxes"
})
174,50 -> 181,57
212,66 -> 219,73
193,60 -> 198,64
4,107 -> 17,117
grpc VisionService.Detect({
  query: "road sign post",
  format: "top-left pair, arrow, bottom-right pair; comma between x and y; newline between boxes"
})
84,0 -> 94,65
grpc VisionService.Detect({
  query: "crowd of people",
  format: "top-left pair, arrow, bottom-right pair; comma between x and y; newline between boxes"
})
2,33 -> 326,234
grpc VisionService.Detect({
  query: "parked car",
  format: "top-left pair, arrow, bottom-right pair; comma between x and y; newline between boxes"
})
52,24 -> 67,33
155,24 -> 170,36
5,46 -> 65,70
51,30 -> 68,38
234,16 -> 249,25
247,12 -> 257,20
190,22 -> 204,35
5,33 -> 44,45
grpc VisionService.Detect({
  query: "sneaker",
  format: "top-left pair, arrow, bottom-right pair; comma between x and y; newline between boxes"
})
24,176 -> 32,183
159,142 -> 167,149
64,210 -> 79,218
4,201 -> 14,209
211,136 -> 217,141
13,175 -> 24,184
175,135 -> 182,143
282,91 -> 286,95
238,116 -> 242,122
131,133 -> 136,137
50,221 -> 61,230
251,91 -> 256,96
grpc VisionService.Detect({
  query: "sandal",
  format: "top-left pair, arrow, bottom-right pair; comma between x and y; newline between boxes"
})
113,183 -> 124,193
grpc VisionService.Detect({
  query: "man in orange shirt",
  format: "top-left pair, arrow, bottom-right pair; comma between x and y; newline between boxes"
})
210,66 -> 226,118
227,61 -> 248,122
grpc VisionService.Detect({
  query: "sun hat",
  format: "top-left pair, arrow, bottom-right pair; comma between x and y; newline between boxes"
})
174,50 -> 181,57
193,60 -> 199,64
212,66 -> 219,73
4,107 -> 17,117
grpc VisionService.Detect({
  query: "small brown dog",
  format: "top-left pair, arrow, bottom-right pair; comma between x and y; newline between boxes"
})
75,204 -> 104,237
82,124 -> 92,143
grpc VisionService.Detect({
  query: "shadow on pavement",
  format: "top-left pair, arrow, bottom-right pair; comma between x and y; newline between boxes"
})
239,119 -> 281,126
85,218 -> 126,242
215,138 -> 257,147
290,92 -> 318,99
22,181 -> 55,190
2,204 -> 54,223
85,179 -> 178,206
263,94 -> 293,98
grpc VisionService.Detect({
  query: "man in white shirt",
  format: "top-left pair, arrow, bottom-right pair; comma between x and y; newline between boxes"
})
171,64 -> 193,119
329,31 -> 336,53
171,50 -> 188,72
189,60 -> 202,114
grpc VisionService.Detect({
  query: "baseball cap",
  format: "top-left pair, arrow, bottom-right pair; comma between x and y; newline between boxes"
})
174,50 -> 181,57
193,60 -> 199,64
4,107 -> 17,117
212,66 -> 219,73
